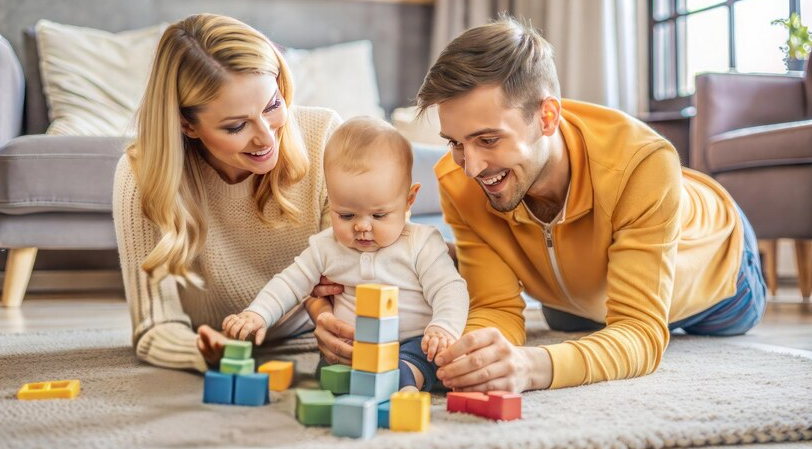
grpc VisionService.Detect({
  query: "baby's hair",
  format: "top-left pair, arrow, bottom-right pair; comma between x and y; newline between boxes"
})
324,116 -> 413,182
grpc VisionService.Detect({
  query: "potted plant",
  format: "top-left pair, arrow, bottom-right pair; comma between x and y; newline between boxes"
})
772,12 -> 811,71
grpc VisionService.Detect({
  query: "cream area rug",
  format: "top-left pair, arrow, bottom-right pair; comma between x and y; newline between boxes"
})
1,326 -> 811,449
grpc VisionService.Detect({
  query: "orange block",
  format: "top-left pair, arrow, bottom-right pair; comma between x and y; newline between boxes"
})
352,341 -> 399,373
355,284 -> 398,318
258,360 -> 294,391
17,380 -> 81,400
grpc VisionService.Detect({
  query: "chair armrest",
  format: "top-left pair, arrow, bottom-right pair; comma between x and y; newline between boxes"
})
691,72 -> 807,173
0,34 -> 24,147
706,120 -> 812,173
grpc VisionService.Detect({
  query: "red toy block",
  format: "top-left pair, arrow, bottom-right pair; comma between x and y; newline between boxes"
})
446,392 -> 487,413
486,391 -> 522,421
466,393 -> 491,417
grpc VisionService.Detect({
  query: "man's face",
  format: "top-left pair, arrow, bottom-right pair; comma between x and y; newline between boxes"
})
437,85 -> 548,212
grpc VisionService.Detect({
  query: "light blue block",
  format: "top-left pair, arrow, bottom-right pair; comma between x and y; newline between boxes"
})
377,400 -> 390,428
203,371 -> 234,404
331,395 -> 378,439
355,316 -> 399,343
234,373 -> 270,406
350,369 -> 399,402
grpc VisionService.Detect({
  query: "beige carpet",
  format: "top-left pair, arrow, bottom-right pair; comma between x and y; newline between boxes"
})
1,326 -> 811,449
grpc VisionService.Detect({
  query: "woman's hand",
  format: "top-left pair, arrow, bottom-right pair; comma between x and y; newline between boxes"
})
197,324 -> 228,367
305,276 -> 354,365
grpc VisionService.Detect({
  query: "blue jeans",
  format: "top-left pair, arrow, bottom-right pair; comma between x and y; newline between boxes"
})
544,205 -> 767,336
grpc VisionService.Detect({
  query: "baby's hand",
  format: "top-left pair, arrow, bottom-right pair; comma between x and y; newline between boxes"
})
222,311 -> 267,345
421,325 -> 456,362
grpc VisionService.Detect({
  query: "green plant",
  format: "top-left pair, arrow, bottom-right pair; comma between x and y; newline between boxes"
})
772,12 -> 812,61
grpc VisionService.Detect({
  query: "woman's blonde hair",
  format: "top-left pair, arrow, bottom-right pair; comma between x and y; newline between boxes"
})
127,14 -> 308,285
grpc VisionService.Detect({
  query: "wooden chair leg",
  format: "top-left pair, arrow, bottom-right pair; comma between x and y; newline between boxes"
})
2,247 -> 38,308
795,239 -> 812,300
757,239 -> 777,297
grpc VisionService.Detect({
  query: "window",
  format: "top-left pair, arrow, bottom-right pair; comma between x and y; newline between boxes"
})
649,0 -> 802,112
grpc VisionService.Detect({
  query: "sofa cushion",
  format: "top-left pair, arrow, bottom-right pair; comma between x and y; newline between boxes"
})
409,142 -> 447,216
0,34 -> 24,146
706,120 -> 812,173
0,135 -> 126,214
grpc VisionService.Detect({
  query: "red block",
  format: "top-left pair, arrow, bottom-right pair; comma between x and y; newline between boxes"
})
487,391 -> 522,421
466,393 -> 491,418
446,392 -> 488,413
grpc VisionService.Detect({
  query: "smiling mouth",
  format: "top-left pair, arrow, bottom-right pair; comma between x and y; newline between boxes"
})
479,169 -> 510,187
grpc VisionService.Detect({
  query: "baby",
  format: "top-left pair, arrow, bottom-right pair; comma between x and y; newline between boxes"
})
222,116 -> 468,392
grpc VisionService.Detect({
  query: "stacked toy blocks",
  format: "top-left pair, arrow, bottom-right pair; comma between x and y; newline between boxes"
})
17,379 -> 81,400
446,391 -> 522,421
204,340 -> 269,406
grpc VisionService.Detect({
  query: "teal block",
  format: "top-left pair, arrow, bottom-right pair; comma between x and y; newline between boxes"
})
331,395 -> 378,439
377,400 -> 390,428
220,357 -> 255,375
295,389 -> 335,426
320,364 -> 352,394
224,340 -> 252,360
203,371 -> 234,404
355,316 -> 399,343
350,369 -> 399,402
234,373 -> 270,406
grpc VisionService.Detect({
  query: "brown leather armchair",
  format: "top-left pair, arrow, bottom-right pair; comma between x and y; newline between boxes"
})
691,62 -> 812,300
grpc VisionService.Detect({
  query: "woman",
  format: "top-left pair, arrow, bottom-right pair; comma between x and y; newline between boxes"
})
113,14 -> 353,371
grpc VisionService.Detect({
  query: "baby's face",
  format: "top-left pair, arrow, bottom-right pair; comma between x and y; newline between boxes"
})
326,158 -> 418,252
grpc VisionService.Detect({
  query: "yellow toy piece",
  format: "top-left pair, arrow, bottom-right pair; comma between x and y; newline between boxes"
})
390,391 -> 430,432
17,380 -> 81,400
258,360 -> 294,391
352,341 -> 399,373
355,284 -> 398,318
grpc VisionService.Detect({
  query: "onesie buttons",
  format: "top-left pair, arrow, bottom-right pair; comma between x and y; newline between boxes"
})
360,253 -> 375,279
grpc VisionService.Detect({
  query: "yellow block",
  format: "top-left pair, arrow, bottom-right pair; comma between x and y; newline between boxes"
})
352,341 -> 399,373
355,284 -> 398,318
390,391 -> 430,432
258,360 -> 294,391
17,380 -> 81,400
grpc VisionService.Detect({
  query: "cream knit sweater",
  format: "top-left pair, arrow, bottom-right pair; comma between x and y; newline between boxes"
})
113,106 -> 341,372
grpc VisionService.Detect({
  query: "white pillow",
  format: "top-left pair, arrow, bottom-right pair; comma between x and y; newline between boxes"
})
285,41 -> 384,120
36,20 -> 165,136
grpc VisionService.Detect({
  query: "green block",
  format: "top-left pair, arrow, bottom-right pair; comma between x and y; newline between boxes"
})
320,364 -> 352,395
220,357 -> 255,375
224,340 -> 252,360
295,389 -> 336,426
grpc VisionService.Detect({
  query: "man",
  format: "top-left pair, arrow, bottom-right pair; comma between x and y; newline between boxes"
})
420,17 -> 767,391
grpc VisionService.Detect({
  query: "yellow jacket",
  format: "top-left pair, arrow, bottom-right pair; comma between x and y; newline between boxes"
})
436,100 -> 743,389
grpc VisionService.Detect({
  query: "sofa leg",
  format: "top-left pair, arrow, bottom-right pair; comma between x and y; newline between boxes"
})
757,239 -> 777,297
795,239 -> 812,301
2,247 -> 38,308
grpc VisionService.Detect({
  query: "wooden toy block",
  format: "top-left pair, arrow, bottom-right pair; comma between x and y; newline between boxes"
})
234,373 -> 270,406
355,316 -> 399,343
446,392 -> 488,413
390,391 -> 430,432
331,395 -> 378,439
220,357 -> 255,375
203,371 -> 234,405
355,284 -> 398,318
349,369 -> 400,402
17,380 -> 80,400
258,360 -> 294,391
320,364 -> 351,395
466,393 -> 490,417
377,400 -> 391,428
295,389 -> 335,426
352,341 -> 399,373
486,391 -> 522,421
224,340 -> 252,360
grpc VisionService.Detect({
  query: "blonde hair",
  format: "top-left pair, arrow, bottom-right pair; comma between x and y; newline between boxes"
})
417,15 -> 560,121
323,116 -> 413,183
126,14 -> 308,285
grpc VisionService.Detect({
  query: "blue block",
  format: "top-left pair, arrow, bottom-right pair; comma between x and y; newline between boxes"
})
203,371 -> 234,404
234,373 -> 270,406
331,395 -> 378,439
355,316 -> 399,343
377,400 -> 391,428
350,369 -> 399,402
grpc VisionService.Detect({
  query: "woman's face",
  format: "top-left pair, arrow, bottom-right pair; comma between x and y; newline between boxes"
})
182,73 -> 287,184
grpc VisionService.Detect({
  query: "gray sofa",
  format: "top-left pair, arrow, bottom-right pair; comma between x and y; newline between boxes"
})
0,1 -> 448,307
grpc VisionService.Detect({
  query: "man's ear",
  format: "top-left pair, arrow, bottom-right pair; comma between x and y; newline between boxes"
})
536,97 -> 562,137
406,183 -> 422,209
180,115 -> 199,139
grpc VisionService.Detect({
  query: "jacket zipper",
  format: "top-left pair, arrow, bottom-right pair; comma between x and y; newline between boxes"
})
542,223 -> 575,302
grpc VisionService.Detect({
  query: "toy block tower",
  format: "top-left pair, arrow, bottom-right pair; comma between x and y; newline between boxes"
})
349,284 -> 400,402
203,339 -> 269,406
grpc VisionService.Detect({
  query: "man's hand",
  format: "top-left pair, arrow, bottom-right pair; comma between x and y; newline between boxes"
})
421,325 -> 456,362
434,327 -> 553,393
222,311 -> 267,345
305,276 -> 354,365
197,324 -> 228,367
